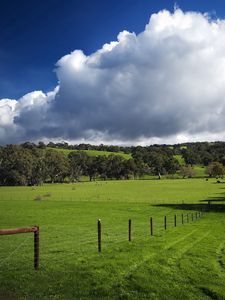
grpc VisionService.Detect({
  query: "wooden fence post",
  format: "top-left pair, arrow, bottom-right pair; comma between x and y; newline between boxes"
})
34,226 -> 39,270
0,226 -> 40,270
128,219 -> 132,241
187,213 -> 189,223
150,217 -> 153,236
196,212 -> 198,220
164,216 -> 167,230
182,213 -> 184,224
191,213 -> 194,222
174,214 -> 177,227
97,219 -> 101,252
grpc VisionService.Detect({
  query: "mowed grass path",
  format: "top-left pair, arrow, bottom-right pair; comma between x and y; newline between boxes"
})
0,179 -> 225,299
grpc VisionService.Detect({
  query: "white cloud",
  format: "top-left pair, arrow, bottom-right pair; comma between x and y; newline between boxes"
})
1,9 -> 225,145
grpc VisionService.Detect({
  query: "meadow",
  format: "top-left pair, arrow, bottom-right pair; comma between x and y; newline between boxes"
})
0,178 -> 225,299
47,147 -> 132,159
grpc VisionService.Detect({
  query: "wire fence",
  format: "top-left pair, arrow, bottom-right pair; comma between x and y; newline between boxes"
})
0,210 -> 204,273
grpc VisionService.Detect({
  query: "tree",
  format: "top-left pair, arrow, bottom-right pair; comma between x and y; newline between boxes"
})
105,155 -> 125,179
86,156 -> 98,181
68,151 -> 89,181
121,159 -> 137,179
180,165 -> 196,178
29,148 -> 46,185
44,150 -> 69,182
206,162 -> 224,178
0,145 -> 34,185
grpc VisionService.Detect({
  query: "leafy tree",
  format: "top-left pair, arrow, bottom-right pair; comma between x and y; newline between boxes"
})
180,165 -> 196,178
44,150 -> 68,182
0,145 -> 34,185
29,148 -> 46,185
68,151 -> 89,181
86,156 -> 98,181
206,162 -> 224,178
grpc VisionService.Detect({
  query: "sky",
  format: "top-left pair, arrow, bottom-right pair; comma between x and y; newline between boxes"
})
1,0 -> 225,145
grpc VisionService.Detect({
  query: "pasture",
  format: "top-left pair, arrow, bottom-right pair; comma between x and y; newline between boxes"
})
0,179 -> 225,299
47,147 -> 132,159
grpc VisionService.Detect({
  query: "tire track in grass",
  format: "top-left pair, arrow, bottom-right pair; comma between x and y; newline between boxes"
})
168,231 -> 210,268
172,217 -> 225,299
116,223 -> 208,299
121,227 -> 200,279
164,228 -> 199,251
216,242 -> 225,271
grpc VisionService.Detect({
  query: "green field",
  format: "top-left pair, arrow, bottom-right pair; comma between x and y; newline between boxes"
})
193,165 -> 207,177
1,179 -> 225,299
47,147 -> 132,159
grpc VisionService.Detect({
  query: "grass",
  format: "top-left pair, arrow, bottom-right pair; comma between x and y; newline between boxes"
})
46,147 -> 132,159
0,179 -> 225,299
193,165 -> 206,177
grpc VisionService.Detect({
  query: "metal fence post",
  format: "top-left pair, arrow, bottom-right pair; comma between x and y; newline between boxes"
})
34,226 -> 39,270
97,219 -> 101,252
128,219 -> 132,241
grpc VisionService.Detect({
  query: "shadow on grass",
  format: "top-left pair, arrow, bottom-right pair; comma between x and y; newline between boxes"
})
154,196 -> 225,213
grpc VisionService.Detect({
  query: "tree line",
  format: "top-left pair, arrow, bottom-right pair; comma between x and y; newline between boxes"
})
0,143 -> 179,186
1,141 -> 225,186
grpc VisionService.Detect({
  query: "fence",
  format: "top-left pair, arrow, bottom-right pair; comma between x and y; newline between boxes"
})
97,210 -> 203,252
0,210 -> 203,269
0,226 -> 39,270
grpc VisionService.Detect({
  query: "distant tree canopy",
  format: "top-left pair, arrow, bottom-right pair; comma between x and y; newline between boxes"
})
131,145 -> 179,175
1,141 -> 225,185
0,145 -> 139,185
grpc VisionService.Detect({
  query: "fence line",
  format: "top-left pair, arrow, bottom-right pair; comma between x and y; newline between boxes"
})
0,210 -> 204,269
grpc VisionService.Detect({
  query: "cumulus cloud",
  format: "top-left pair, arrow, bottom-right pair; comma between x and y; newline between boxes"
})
1,8 -> 225,144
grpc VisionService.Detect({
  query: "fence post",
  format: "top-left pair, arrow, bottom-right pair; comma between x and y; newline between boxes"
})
191,213 -> 194,222
208,200 -> 211,209
150,217 -> 153,236
34,226 -> 39,270
182,213 -> 184,224
97,219 -> 101,252
174,214 -> 177,227
128,219 -> 132,241
164,216 -> 167,230
196,212 -> 198,220
187,213 -> 189,223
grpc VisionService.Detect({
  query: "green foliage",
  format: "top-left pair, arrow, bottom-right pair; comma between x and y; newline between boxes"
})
0,145 -> 34,185
173,154 -> 185,165
132,146 -> 179,175
44,150 -> 69,183
2,141 -> 225,186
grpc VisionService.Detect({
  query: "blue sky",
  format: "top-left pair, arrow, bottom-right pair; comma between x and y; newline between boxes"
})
1,0 -> 225,145
1,0 -> 224,99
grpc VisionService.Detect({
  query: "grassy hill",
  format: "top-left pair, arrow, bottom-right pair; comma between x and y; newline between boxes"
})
47,147 -> 132,159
